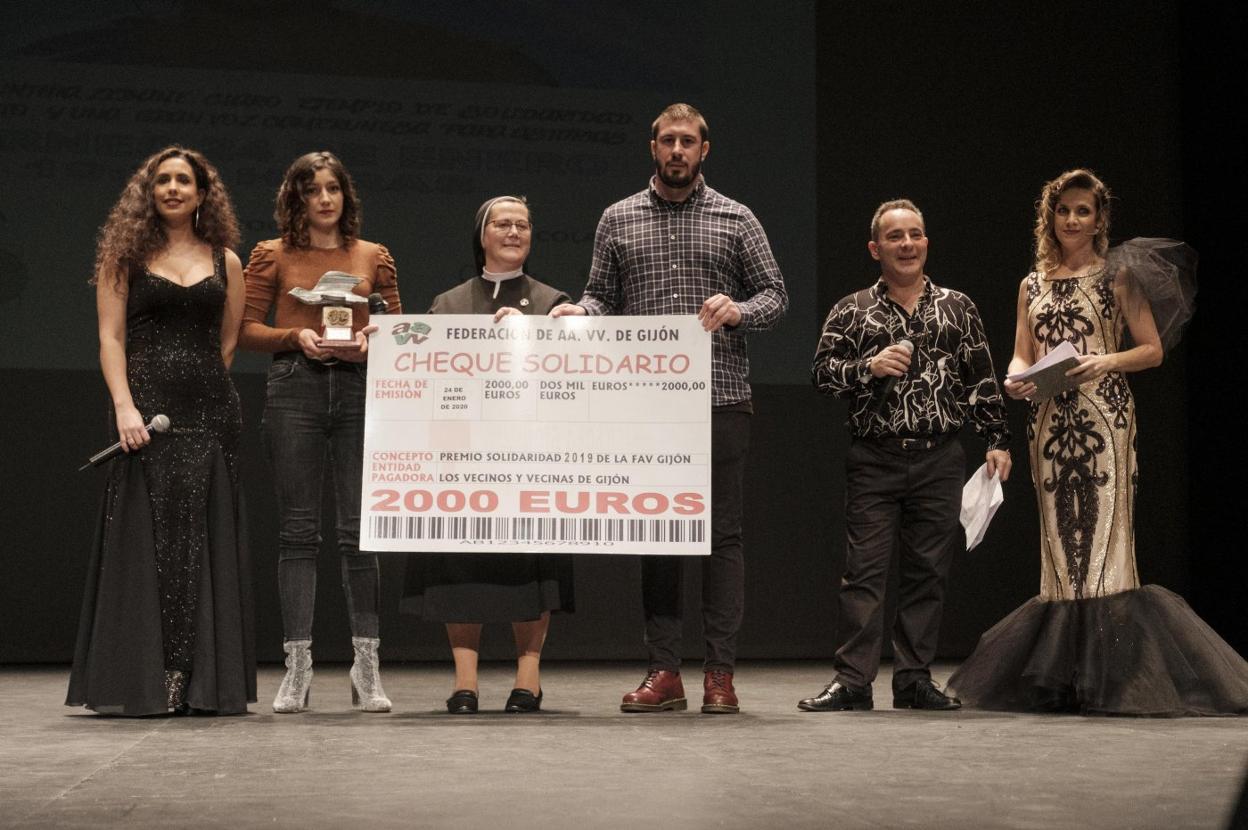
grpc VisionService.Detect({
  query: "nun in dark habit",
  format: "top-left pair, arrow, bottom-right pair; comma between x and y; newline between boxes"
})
401,196 -> 575,714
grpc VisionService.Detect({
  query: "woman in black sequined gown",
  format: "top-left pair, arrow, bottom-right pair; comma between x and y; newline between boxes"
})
66,147 -> 255,716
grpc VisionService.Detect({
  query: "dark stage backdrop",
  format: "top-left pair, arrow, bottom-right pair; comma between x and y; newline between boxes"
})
2,1 -> 1243,664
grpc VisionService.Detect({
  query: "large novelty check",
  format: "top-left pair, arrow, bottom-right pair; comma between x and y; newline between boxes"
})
360,315 -> 711,555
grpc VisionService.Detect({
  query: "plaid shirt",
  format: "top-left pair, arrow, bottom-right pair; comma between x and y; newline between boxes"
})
812,277 -> 1010,449
577,177 -> 788,406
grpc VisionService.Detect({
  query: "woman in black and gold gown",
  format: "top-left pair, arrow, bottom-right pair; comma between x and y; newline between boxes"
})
66,147 -> 255,716
402,196 -> 574,714
948,169 -> 1248,715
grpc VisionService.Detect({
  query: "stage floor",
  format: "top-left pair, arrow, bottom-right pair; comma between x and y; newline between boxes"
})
3,661 -> 1245,829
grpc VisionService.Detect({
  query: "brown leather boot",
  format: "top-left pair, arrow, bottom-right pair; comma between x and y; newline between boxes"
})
620,669 -> 687,712
702,669 -> 739,714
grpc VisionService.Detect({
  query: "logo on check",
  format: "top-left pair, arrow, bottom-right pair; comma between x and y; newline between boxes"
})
391,322 -> 432,346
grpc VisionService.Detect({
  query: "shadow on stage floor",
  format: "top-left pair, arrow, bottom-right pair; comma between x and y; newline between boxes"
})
4,661 -> 1246,829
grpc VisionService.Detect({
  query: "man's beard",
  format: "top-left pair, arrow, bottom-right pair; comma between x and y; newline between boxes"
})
656,157 -> 701,189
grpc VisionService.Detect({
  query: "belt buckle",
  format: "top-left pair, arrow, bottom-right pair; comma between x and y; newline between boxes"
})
900,437 -> 928,451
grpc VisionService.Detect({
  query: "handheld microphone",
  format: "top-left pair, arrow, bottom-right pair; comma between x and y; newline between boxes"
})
79,414 -> 171,471
871,339 -> 914,417
368,293 -> 387,315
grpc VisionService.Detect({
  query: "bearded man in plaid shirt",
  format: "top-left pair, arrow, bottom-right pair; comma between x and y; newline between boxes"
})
552,103 -> 788,714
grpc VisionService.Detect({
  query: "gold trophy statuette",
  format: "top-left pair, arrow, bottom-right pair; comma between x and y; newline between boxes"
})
320,304 -> 359,350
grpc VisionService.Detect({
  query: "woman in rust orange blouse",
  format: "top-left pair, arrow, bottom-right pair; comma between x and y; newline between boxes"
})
240,151 -> 401,714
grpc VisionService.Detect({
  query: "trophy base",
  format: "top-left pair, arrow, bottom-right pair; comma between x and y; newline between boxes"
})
319,321 -> 359,350
317,338 -> 363,351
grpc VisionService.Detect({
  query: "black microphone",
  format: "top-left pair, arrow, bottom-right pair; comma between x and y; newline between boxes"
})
79,414 -> 171,471
871,339 -> 914,417
368,293 -> 387,315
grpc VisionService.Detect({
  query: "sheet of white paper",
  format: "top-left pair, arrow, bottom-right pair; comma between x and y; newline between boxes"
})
1007,340 -> 1078,382
960,463 -> 1004,551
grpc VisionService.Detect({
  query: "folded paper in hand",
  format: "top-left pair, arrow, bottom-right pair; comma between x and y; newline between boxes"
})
960,463 -> 1003,551
1006,341 -> 1081,400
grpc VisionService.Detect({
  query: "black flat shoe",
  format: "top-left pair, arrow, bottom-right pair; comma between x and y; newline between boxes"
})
798,682 -> 873,712
504,688 -> 543,713
893,679 -> 961,710
446,689 -> 479,714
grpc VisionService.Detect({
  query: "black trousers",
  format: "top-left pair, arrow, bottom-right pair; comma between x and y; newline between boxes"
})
641,410 -> 751,673
833,436 -> 964,691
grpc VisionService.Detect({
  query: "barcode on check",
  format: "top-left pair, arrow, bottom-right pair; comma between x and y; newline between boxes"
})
370,515 -> 706,543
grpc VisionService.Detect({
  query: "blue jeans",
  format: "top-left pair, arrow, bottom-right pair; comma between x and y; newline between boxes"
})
262,353 -> 379,641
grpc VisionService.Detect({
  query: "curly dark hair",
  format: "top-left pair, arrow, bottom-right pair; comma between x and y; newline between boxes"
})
92,146 -> 241,287
275,151 -> 362,249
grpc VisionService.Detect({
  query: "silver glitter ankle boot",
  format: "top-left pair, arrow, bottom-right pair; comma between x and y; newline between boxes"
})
349,637 -> 392,712
273,639 -> 313,714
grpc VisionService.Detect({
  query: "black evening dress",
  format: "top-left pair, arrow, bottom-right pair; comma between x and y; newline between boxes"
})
67,249 -> 256,715
400,274 -> 576,622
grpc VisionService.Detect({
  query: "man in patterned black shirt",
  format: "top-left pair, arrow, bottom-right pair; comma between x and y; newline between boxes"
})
552,103 -> 787,714
799,199 -> 1011,713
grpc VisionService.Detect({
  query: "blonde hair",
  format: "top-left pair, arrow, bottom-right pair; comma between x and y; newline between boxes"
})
1033,168 -> 1111,274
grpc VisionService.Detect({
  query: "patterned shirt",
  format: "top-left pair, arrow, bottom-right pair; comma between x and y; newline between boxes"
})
577,177 -> 788,406
812,277 -> 1009,449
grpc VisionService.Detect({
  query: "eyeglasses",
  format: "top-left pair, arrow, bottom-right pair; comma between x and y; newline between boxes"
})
488,220 -> 532,234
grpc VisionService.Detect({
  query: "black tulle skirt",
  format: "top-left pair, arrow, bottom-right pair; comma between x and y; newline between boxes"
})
947,586 -> 1248,716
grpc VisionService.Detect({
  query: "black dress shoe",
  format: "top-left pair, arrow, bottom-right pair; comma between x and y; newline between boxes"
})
504,688 -> 543,713
446,689 -> 479,714
798,682 -> 873,712
893,679 -> 961,710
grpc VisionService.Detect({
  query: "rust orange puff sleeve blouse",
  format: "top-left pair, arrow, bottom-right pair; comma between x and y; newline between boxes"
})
238,239 -> 402,353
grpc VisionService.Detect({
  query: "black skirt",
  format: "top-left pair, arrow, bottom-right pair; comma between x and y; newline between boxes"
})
66,451 -> 255,715
400,553 -> 575,623
947,585 -> 1248,716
